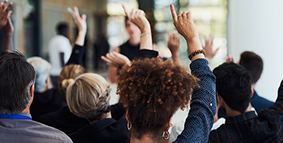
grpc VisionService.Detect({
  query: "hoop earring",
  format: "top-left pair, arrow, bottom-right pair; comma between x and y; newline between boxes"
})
127,122 -> 132,130
162,131 -> 170,140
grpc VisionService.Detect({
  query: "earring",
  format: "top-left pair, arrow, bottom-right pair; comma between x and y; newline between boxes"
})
127,122 -> 132,130
162,131 -> 170,140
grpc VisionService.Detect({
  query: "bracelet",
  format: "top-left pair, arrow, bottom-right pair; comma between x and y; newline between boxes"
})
188,49 -> 205,60
140,32 -> 151,37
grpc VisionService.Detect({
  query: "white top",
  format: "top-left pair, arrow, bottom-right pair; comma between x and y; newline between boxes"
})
48,35 -> 72,76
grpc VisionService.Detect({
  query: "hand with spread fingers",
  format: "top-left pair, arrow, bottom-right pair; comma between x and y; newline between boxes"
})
71,6 -> 87,46
226,55 -> 235,63
202,35 -> 220,61
170,4 -> 204,61
0,0 -> 12,29
101,52 -> 131,68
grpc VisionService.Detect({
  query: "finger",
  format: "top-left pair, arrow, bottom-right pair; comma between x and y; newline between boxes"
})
2,0 -> 7,9
186,11 -> 192,19
211,35 -> 214,45
101,56 -> 112,64
213,47 -> 220,56
170,4 -> 177,22
4,2 -> 12,13
122,4 -> 130,18
182,11 -> 187,18
6,10 -> 11,19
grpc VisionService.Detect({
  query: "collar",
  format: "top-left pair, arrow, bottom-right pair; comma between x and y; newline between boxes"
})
0,113 -> 32,120
225,111 -> 257,125
80,118 -> 117,134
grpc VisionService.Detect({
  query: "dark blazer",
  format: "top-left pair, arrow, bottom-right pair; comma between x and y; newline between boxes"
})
38,106 -> 89,134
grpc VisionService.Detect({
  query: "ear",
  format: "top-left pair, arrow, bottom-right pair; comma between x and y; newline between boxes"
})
125,109 -> 130,122
165,118 -> 172,131
250,88 -> 254,98
217,95 -> 224,106
29,84 -> 35,104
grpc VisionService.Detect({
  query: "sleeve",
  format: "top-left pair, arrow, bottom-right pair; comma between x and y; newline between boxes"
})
66,45 -> 85,65
174,59 -> 217,143
136,49 -> 158,59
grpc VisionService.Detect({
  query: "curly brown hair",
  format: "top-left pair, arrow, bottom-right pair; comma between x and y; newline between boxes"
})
117,58 -> 199,140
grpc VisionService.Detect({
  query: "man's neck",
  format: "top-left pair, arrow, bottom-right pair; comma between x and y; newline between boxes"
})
226,103 -> 252,117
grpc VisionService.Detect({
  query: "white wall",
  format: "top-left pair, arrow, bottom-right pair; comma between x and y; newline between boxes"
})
228,0 -> 283,101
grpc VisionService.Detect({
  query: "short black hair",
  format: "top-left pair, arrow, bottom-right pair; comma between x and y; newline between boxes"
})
0,52 -> 35,114
213,62 -> 252,113
56,22 -> 69,35
239,51 -> 263,84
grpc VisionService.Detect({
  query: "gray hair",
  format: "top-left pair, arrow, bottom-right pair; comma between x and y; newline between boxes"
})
27,57 -> 51,91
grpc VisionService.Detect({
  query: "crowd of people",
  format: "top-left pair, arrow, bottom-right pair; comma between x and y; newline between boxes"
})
0,0 -> 282,143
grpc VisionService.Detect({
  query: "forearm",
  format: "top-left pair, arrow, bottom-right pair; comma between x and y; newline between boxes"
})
187,38 -> 205,62
75,31 -> 86,46
2,33 -> 12,52
139,28 -> 152,50
66,45 -> 85,65
172,54 -> 181,65
109,66 -> 118,83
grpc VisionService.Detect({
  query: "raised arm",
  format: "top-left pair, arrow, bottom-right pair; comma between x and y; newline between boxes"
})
122,5 -> 152,50
167,31 -> 181,65
170,5 -> 216,143
1,0 -> 13,53
66,6 -> 87,65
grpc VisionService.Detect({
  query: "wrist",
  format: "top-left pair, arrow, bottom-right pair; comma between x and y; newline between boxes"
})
140,26 -> 151,34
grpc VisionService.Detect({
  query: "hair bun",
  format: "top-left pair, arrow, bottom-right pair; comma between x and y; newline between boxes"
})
61,78 -> 75,89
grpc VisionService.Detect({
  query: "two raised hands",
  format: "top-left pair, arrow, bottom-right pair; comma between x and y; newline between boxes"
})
102,5 -> 152,67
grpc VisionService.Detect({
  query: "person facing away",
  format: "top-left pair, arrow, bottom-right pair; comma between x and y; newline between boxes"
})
218,51 -> 274,118
49,22 -> 72,87
0,52 -> 72,143
27,57 -> 64,121
209,62 -> 283,142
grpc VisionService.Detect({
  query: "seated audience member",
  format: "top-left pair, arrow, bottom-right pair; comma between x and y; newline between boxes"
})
239,51 -> 273,112
209,62 -> 283,142
27,57 -> 63,121
218,51 -> 273,117
38,7 -> 89,134
106,5 -> 216,143
0,51 -> 72,142
66,73 -> 129,143
39,64 -> 89,134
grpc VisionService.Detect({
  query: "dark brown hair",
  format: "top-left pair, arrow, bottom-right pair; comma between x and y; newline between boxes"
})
239,51 -> 263,84
117,58 -> 199,139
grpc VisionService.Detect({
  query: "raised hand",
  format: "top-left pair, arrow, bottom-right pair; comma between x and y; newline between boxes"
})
170,4 -> 204,61
72,6 -> 87,35
167,31 -> 181,64
226,55 -> 235,63
122,5 -> 152,50
101,52 -> 131,67
71,6 -> 87,46
0,0 -> 12,29
202,35 -> 219,61
122,5 -> 150,33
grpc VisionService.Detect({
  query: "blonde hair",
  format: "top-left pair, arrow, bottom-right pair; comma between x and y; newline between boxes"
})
58,64 -> 85,96
66,73 -> 111,121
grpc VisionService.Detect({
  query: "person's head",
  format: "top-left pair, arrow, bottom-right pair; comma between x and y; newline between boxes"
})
125,16 -> 141,38
56,22 -> 69,37
66,73 -> 111,122
239,51 -> 263,85
117,58 -> 198,141
0,52 -> 35,114
27,57 -> 51,92
58,64 -> 85,97
213,62 -> 252,113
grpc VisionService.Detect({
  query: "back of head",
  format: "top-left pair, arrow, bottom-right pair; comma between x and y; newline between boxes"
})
117,58 -> 198,140
66,73 -> 111,122
0,52 -> 35,114
213,62 -> 252,113
239,51 -> 263,84
58,64 -> 85,96
27,57 -> 51,92
56,22 -> 69,36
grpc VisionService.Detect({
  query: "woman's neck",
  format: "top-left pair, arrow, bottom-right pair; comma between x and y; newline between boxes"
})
131,134 -> 157,143
128,36 -> 140,46
89,112 -> 112,124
